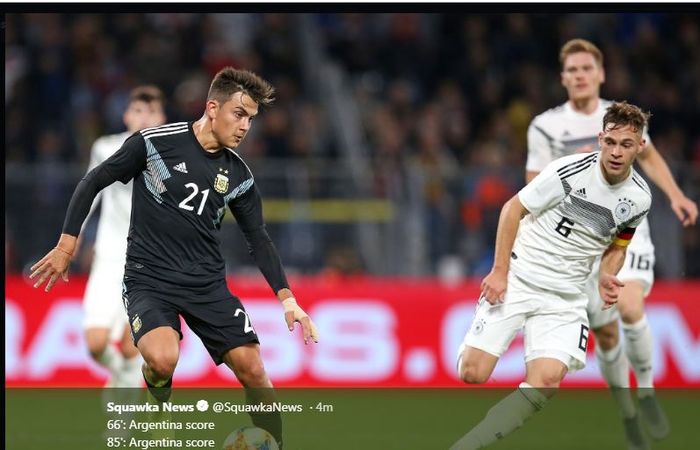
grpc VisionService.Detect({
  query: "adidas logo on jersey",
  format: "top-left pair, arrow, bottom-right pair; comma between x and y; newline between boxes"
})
573,187 -> 587,199
173,162 -> 188,173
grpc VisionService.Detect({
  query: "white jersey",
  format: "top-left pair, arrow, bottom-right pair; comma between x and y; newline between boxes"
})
87,131 -> 133,262
526,98 -> 653,250
513,152 -> 652,294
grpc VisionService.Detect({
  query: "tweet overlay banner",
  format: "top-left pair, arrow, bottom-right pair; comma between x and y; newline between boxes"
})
6,388 -> 700,450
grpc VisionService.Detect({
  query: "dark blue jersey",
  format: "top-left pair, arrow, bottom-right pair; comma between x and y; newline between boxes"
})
63,122 -> 288,292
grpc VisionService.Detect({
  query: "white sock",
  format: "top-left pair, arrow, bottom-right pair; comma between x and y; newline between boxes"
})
623,315 -> 655,393
97,345 -> 124,374
596,341 -> 629,388
596,341 -> 636,418
449,382 -> 547,450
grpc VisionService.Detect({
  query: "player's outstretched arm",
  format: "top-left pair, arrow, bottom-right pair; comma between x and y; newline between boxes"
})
29,166 -> 116,292
30,135 -> 146,292
480,195 -> 528,305
637,143 -> 698,226
29,234 -> 76,291
598,243 -> 627,309
279,289 -> 319,345
230,186 -> 319,344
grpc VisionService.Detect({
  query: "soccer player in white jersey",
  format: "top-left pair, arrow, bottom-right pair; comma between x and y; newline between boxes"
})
83,86 -> 166,387
526,39 -> 697,448
450,102 -> 652,450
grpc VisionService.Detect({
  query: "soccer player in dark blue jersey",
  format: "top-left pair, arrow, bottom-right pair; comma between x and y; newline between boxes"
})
31,68 -> 318,449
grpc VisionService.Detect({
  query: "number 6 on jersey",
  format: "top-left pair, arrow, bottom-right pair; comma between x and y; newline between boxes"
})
555,216 -> 575,237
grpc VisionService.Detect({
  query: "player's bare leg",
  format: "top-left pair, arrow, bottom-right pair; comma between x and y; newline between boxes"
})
223,344 -> 282,448
617,281 -> 669,440
450,352 -> 555,450
457,346 -> 499,384
137,326 -> 180,402
223,343 -> 273,388
524,357 -> 567,391
134,326 -> 179,443
86,327 -> 124,387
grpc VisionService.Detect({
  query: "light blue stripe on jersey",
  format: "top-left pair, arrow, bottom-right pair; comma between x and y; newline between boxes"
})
223,178 -> 254,203
142,138 -> 172,203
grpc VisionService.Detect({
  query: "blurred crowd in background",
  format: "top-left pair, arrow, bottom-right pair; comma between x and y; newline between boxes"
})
5,12 -> 700,279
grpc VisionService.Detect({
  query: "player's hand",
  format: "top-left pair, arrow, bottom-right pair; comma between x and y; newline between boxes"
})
29,247 -> 72,292
599,273 -> 625,309
480,268 -> 508,305
670,195 -> 698,227
282,298 -> 319,344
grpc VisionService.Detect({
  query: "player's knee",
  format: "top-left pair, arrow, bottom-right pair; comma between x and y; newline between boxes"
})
617,282 -> 646,324
235,360 -> 268,387
459,362 -> 489,384
619,308 -> 644,325
144,354 -> 177,380
539,373 -> 562,389
529,372 -> 563,389
594,324 -> 619,351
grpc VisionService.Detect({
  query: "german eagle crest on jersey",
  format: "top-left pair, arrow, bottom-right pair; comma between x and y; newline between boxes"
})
615,198 -> 633,220
214,173 -> 229,194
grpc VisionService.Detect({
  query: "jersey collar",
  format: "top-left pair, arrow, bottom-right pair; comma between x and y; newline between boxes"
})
188,121 -> 226,159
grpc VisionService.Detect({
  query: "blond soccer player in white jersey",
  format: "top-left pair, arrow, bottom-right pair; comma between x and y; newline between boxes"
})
450,102 -> 652,450
83,86 -> 166,387
525,39 -> 697,448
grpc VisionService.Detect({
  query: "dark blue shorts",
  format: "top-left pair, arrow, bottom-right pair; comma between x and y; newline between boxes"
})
122,275 -> 259,365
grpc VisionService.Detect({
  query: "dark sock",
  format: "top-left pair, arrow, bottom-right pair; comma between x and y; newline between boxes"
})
250,411 -> 283,449
143,371 -> 173,403
245,387 -> 283,448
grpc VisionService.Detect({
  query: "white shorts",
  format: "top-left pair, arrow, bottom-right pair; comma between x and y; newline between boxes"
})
586,219 -> 655,329
459,272 -> 590,371
83,257 -> 128,341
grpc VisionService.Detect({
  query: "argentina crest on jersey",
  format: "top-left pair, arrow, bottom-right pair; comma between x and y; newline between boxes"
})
214,168 -> 229,194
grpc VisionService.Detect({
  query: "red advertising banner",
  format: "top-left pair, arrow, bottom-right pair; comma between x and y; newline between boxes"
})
5,275 -> 700,387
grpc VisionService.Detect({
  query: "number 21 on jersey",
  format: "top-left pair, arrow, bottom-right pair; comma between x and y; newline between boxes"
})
178,183 -> 210,215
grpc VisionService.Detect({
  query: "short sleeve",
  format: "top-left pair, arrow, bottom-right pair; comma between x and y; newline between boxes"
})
526,121 -> 554,173
519,158 -> 567,216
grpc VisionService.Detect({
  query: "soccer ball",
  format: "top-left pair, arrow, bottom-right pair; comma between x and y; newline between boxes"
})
221,426 -> 279,450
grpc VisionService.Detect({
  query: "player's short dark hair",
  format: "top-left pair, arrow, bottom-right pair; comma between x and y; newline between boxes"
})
128,85 -> 165,106
207,67 -> 275,107
560,38 -> 604,68
603,101 -> 651,134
